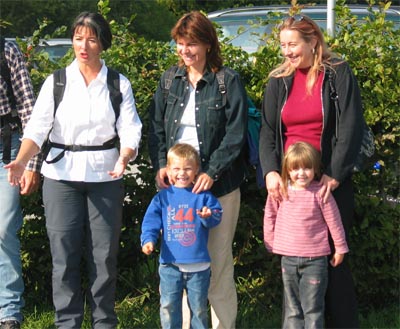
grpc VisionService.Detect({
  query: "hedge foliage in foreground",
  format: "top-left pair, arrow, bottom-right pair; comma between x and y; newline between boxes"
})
19,0 -> 399,313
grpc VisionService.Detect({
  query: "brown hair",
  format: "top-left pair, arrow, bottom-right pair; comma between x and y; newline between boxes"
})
281,141 -> 321,192
167,143 -> 200,170
171,11 -> 223,72
269,15 -> 339,94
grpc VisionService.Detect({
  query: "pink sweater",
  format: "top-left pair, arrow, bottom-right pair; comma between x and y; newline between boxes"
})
263,181 -> 349,257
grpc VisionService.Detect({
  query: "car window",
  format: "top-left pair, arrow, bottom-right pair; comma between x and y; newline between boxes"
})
36,44 -> 71,61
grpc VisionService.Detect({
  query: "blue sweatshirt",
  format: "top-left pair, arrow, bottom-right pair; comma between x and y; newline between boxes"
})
140,185 -> 222,264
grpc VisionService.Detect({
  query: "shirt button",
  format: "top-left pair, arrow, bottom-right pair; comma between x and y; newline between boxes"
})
195,107 -> 199,111
174,119 -> 178,123
199,141 -> 203,145
216,104 -> 219,108
180,103 -> 184,107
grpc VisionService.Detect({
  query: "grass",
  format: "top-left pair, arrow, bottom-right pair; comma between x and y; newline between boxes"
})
21,292 -> 399,329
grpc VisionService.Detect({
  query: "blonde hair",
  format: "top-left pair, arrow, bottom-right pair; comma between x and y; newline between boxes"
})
167,143 -> 200,169
269,15 -> 339,94
281,141 -> 321,192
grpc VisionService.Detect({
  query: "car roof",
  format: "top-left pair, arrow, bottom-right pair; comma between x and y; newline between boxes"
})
207,5 -> 399,54
208,4 -> 400,19
38,38 -> 72,46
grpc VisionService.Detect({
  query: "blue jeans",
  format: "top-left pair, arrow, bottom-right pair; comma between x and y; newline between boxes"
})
0,132 -> 24,323
159,264 -> 210,329
281,256 -> 328,329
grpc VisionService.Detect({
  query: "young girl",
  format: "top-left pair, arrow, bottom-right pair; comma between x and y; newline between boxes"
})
263,141 -> 348,329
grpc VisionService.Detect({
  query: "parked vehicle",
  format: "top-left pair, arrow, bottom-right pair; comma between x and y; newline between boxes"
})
5,37 -> 72,62
35,38 -> 72,61
208,5 -> 400,54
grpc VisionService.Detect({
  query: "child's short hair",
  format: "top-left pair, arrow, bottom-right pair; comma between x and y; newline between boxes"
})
167,143 -> 200,168
282,142 -> 322,190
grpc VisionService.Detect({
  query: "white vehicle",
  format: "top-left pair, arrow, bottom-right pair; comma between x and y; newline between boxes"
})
35,38 -> 72,61
208,5 -> 400,54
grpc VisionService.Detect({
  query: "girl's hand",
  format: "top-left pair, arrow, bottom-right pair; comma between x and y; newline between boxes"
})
192,173 -> 214,194
319,174 -> 340,203
330,253 -> 344,267
266,171 -> 285,202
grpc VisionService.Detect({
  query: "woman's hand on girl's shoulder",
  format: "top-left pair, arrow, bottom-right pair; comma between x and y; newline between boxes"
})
266,171 -> 285,202
319,174 -> 340,203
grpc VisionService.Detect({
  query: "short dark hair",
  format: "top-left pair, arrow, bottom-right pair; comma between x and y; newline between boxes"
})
71,12 -> 112,50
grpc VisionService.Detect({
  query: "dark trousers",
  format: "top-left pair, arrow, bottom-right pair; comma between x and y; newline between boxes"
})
43,177 -> 124,329
325,178 -> 359,328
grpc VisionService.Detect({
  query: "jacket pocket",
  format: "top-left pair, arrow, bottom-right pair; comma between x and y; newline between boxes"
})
207,96 -> 226,127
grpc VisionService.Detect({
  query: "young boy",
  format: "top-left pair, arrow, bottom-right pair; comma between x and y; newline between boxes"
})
141,143 -> 222,329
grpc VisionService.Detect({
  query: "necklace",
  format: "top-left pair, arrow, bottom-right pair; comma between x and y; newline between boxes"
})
188,74 -> 202,87
187,66 -> 205,87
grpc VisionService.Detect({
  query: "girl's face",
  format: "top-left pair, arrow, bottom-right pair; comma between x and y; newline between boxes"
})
289,166 -> 315,189
167,157 -> 198,188
280,29 -> 316,69
73,26 -> 102,66
176,36 -> 208,72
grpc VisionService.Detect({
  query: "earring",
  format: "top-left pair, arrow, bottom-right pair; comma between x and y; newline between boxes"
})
207,48 -> 211,53
312,48 -> 315,54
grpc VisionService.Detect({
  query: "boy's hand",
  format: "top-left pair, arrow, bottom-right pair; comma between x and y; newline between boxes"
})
330,253 -> 344,267
142,242 -> 155,255
196,206 -> 212,218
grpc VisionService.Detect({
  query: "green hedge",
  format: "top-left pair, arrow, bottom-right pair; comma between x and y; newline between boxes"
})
19,0 -> 399,313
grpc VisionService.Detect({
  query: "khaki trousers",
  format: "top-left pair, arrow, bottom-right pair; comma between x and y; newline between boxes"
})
182,188 -> 240,329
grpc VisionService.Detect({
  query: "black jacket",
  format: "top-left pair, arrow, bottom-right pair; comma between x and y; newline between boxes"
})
259,60 -> 364,183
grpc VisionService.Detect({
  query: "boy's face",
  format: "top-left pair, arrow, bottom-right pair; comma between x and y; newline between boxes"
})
167,157 -> 198,188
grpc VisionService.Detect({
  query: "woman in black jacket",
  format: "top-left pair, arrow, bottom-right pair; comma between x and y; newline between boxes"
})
259,15 -> 363,328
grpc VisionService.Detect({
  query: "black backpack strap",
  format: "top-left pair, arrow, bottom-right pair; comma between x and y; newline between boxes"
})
162,65 -> 179,103
107,68 -> 122,121
216,68 -> 226,105
0,37 -> 16,110
1,37 -> 21,163
53,68 -> 66,116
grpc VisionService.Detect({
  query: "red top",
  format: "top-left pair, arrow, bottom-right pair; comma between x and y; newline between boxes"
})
282,68 -> 324,152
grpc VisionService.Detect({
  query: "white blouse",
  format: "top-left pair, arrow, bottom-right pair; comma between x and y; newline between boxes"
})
24,59 -> 142,182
